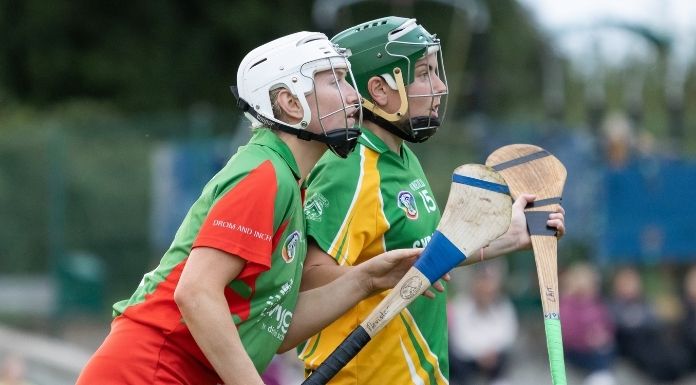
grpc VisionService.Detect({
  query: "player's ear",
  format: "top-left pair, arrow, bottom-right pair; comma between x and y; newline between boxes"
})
275,88 -> 304,123
367,76 -> 390,107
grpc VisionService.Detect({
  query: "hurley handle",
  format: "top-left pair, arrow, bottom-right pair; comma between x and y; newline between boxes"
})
545,318 -> 567,385
531,235 -> 567,385
302,327 -> 371,385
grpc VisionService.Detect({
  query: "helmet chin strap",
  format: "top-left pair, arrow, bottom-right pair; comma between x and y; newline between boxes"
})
360,68 -> 440,144
230,86 -> 360,158
361,67 -> 409,121
362,109 -> 440,143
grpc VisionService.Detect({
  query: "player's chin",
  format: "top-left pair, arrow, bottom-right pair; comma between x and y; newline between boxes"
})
423,109 -> 439,119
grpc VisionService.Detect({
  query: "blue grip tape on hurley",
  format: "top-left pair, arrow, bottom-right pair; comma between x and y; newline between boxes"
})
414,230 -> 467,283
452,174 -> 510,195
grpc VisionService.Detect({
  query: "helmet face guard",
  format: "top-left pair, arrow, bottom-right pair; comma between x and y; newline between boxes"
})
234,32 -> 362,158
298,58 -> 363,158
333,17 -> 448,143
384,39 -> 448,142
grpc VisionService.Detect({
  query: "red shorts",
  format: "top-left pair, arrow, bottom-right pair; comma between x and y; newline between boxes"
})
76,316 -> 221,385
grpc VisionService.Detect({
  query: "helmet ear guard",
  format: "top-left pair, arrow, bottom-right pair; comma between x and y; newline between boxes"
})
361,67 -> 409,122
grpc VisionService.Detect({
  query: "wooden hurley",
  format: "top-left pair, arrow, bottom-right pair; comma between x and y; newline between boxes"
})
302,164 -> 512,385
486,144 -> 568,385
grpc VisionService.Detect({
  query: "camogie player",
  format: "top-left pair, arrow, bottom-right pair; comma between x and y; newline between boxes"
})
299,17 -> 566,384
76,31 -> 423,385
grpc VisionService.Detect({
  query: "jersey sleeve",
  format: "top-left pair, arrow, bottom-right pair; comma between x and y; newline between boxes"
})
193,160 -> 278,277
304,147 -> 387,266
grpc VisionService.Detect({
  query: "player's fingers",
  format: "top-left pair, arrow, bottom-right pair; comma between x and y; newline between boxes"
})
547,219 -> 565,237
386,247 -> 422,263
432,280 -> 444,293
547,218 -> 564,229
548,212 -> 564,220
422,289 -> 435,299
513,194 -> 536,209
399,247 -> 423,258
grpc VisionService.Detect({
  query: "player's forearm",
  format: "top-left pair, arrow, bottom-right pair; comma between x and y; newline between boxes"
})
300,243 -> 351,291
279,268 -> 368,352
459,233 -> 519,267
176,286 -> 264,385
300,263 -> 352,291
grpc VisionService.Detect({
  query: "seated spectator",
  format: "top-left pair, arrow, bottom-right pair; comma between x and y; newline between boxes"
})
609,266 -> 658,357
560,263 -> 616,385
448,261 -> 518,385
261,352 -> 303,385
609,265 -> 690,382
0,353 -> 34,385
679,265 -> 696,372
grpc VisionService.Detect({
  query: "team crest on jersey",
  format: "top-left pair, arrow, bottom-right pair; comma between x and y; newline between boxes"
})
304,193 -> 329,222
281,230 -> 301,263
397,190 -> 418,220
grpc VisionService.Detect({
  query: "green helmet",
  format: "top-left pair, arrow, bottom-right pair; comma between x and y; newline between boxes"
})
332,17 -> 448,143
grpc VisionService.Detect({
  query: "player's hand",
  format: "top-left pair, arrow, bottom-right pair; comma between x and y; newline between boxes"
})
357,248 -> 422,295
507,194 -> 535,250
422,273 -> 450,299
548,206 -> 565,239
505,194 -> 566,251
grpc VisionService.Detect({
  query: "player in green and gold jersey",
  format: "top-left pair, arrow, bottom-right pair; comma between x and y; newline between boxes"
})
299,17 -> 566,385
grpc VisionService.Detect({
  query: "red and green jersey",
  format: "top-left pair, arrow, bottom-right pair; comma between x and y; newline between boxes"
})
299,128 -> 449,385
113,128 -> 307,374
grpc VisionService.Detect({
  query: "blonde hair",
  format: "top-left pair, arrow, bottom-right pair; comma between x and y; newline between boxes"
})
270,88 -> 284,119
249,88 -> 285,130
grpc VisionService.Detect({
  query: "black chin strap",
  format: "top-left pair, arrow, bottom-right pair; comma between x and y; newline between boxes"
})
230,86 -> 360,158
362,109 -> 439,144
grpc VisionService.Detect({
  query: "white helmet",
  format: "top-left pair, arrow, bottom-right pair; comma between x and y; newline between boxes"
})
232,32 -> 362,157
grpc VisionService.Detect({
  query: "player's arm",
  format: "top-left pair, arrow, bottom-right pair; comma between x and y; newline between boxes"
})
300,241 -> 447,297
174,247 -> 264,385
460,194 -> 566,266
278,247 -> 422,352
299,241 -> 350,290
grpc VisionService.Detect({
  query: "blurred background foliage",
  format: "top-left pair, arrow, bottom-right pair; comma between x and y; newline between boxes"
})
0,0 -> 551,115
1,0 -> 695,309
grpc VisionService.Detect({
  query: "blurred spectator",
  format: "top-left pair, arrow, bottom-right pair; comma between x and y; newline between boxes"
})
560,263 -> 616,385
261,351 -> 303,385
448,262 -> 518,385
601,111 -> 634,169
679,265 -> 696,372
0,354 -> 33,385
260,359 -> 283,385
609,265 -> 690,382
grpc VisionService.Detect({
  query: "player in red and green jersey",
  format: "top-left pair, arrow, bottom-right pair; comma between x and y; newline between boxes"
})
298,17 -> 566,385
76,31 -> 425,385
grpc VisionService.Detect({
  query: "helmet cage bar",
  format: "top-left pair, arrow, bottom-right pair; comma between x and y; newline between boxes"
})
408,47 -> 449,136
381,38 -> 448,139
299,56 -> 363,149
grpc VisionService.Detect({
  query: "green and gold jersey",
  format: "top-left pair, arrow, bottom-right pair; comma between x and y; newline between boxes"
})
113,129 -> 306,374
300,128 -> 449,385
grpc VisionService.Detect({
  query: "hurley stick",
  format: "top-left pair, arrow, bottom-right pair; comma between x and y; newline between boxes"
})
302,164 -> 512,385
486,144 -> 568,385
